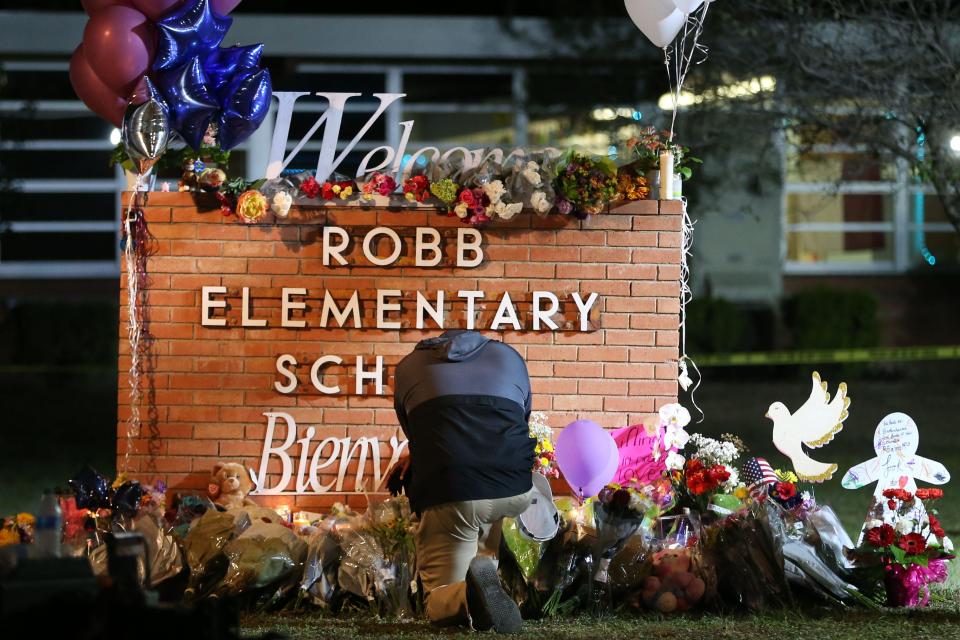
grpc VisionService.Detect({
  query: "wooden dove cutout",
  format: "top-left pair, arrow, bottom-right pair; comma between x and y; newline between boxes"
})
766,371 -> 850,482
842,412 -> 950,533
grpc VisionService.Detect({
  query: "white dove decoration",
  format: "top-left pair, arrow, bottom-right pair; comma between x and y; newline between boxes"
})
766,371 -> 850,482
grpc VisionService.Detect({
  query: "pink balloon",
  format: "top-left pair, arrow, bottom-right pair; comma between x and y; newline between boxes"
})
211,0 -> 242,15
129,0 -> 184,21
81,0 -> 133,15
69,44 -> 127,127
82,5 -> 156,97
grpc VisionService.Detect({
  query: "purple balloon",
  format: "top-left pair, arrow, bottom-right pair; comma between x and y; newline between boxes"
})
202,44 -> 263,99
69,44 -> 127,127
154,55 -> 219,150
130,0 -> 184,21
556,420 -> 619,500
82,5 -> 157,96
211,0 -> 241,14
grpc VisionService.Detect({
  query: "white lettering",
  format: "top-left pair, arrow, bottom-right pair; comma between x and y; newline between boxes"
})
201,285 -> 227,326
310,355 -> 342,394
241,287 -> 267,327
281,287 -> 307,328
532,291 -> 560,331
320,290 -> 361,328
416,290 -> 444,329
323,226 -> 350,266
458,290 -> 485,330
363,227 -> 403,266
571,292 -> 600,331
356,355 -> 385,395
491,291 -> 521,330
415,227 -> 442,267
376,289 -> 402,330
456,228 -> 484,267
274,354 -> 298,394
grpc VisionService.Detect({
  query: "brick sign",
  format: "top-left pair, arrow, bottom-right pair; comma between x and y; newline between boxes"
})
119,194 -> 682,510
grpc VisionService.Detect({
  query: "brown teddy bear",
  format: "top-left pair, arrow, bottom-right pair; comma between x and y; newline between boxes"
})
641,547 -> 706,613
208,461 -> 254,510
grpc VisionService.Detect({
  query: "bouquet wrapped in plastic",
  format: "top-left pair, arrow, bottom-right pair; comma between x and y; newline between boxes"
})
217,520 -> 308,603
337,497 -> 418,619
182,509 -> 251,600
300,504 -> 358,608
695,508 -> 793,612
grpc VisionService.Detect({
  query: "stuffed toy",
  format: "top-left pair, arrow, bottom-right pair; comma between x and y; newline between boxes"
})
208,461 -> 254,510
641,547 -> 706,613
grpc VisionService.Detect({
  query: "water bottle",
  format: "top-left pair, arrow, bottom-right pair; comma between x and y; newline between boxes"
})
34,490 -> 62,558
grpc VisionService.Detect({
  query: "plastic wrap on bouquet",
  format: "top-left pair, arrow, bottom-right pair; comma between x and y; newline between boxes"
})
131,511 -> 184,587
337,498 -> 417,619
182,509 -> 250,599
218,532 -> 307,597
300,516 -> 352,607
541,500 -> 596,616
765,503 -> 877,607
503,151 -> 561,216
884,559 -> 949,607
696,510 -> 792,612
608,534 -> 653,593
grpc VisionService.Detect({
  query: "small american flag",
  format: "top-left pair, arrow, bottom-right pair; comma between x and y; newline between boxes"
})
742,457 -> 777,498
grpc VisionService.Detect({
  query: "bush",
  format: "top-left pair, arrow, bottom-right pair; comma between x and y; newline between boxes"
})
783,288 -> 879,350
685,297 -> 749,354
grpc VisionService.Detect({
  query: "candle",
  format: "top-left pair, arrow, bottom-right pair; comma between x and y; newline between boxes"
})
659,150 -> 675,201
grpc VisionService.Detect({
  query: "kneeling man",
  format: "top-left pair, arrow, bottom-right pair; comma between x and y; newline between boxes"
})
391,330 -> 535,632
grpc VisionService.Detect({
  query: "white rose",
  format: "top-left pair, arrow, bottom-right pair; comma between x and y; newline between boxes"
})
482,180 -> 505,205
866,519 -> 884,530
270,191 -> 293,218
522,161 -> 542,186
530,191 -> 552,214
497,202 -> 522,220
453,202 -> 470,219
895,519 -> 914,535
665,451 -> 685,471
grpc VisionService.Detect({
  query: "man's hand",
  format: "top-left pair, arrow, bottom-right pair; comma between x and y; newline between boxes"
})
384,452 -> 412,496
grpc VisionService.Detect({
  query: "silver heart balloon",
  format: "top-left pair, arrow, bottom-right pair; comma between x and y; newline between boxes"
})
122,77 -> 171,175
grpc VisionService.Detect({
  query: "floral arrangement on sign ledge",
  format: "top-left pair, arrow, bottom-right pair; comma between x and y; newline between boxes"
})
207,137 -> 693,226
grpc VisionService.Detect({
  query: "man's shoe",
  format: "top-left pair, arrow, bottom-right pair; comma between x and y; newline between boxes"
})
465,556 -> 522,633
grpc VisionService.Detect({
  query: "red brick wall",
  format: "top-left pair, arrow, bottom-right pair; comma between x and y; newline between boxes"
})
119,193 -> 682,509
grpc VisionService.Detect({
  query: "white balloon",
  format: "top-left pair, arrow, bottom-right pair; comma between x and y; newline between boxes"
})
671,0 -> 704,14
624,0 -> 687,49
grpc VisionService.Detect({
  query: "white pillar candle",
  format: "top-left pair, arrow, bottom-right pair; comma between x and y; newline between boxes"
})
659,150 -> 675,201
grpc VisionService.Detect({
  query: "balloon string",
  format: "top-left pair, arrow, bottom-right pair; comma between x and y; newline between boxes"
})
122,176 -> 144,475
664,2 -> 711,142
678,198 -> 704,422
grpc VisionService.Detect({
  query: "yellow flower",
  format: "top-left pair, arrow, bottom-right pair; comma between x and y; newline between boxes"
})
539,457 -> 550,467
236,190 -> 268,223
15,513 -> 35,527
0,528 -> 19,547
332,184 -> 342,194
774,469 -> 798,483
405,191 -> 416,202
734,486 -> 749,501
339,186 -> 353,199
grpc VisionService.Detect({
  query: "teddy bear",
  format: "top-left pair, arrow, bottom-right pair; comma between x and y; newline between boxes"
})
641,547 -> 706,613
208,461 -> 254,510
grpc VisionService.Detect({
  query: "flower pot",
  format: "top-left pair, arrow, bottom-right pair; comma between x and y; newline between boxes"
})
673,173 -> 683,199
645,170 -> 660,200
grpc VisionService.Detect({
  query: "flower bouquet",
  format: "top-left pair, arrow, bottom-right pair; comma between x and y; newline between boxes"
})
402,175 -> 431,203
850,488 -> 953,607
360,171 -> 398,205
553,150 -> 618,217
529,411 -> 559,479
671,433 -> 744,517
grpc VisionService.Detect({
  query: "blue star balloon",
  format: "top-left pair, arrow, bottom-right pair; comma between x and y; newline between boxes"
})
154,55 -> 220,150
202,43 -> 264,100
218,67 -> 272,151
153,0 -> 232,73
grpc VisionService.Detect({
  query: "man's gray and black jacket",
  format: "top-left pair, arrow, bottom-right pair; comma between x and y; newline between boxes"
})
393,330 -> 536,513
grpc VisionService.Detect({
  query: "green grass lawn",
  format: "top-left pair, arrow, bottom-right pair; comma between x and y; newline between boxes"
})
242,600 -> 960,640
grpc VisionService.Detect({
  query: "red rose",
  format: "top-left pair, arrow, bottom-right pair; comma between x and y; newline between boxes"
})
685,459 -> 705,474
897,532 -> 927,555
882,488 -> 913,502
299,176 -> 321,199
708,465 -> 731,485
774,481 -> 797,500
866,524 -> 895,547
929,514 -> 947,539
887,499 -> 897,510
916,488 -> 944,501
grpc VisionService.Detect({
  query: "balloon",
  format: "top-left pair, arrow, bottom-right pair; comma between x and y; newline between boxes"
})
556,420 -> 619,500
218,67 -> 271,150
69,44 -> 127,126
130,0 -> 184,21
211,0 -> 242,14
624,0 -> 686,49
671,0 -> 705,14
68,465 -> 113,511
112,481 -> 144,517
202,43 -> 263,99
81,0 -> 132,14
154,55 -> 220,150
153,0 -> 232,72
82,5 -> 157,96
122,77 -> 170,174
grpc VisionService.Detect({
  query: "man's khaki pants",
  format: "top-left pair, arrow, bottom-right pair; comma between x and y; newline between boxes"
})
416,490 -> 534,626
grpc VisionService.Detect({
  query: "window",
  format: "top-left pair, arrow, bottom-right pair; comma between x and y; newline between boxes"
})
784,143 -> 954,273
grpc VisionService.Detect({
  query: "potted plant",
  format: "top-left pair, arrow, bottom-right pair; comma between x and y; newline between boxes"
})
625,128 -> 701,199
